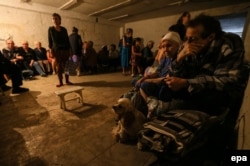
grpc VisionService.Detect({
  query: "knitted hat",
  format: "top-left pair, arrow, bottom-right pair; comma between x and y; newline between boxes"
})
162,31 -> 181,46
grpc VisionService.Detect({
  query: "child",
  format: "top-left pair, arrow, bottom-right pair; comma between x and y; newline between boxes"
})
131,37 -> 142,77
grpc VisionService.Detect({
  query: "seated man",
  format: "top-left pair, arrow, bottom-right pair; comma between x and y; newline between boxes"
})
141,14 -> 249,118
2,39 -> 31,86
2,39 -> 24,90
19,41 -> 47,77
34,41 -> 51,74
0,51 -> 29,94
97,45 -> 109,68
108,44 -> 120,71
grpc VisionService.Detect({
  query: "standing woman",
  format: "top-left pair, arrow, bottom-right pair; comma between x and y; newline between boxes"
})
121,28 -> 133,75
48,13 -> 72,87
168,11 -> 191,41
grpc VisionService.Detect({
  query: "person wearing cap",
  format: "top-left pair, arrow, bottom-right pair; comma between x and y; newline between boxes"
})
69,26 -> 83,76
135,31 -> 181,98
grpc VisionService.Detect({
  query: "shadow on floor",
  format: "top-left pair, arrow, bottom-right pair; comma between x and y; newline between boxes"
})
74,80 -> 132,88
66,102 -> 108,119
0,92 -> 49,165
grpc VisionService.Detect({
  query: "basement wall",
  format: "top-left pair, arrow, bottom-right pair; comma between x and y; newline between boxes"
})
0,0 -> 122,51
125,3 -> 250,62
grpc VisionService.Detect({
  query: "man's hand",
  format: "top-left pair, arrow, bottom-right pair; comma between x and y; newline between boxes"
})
177,42 -> 203,62
165,75 -> 188,91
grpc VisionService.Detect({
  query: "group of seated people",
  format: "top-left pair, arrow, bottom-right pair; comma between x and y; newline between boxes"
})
0,39 -> 57,94
127,14 -> 249,150
2,39 -> 55,78
79,41 -> 121,74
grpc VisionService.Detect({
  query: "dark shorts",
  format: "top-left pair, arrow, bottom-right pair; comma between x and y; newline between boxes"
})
140,81 -> 172,102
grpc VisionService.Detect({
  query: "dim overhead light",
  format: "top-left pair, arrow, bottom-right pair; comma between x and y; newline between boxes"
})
88,0 -> 131,16
108,14 -> 129,21
59,0 -> 78,10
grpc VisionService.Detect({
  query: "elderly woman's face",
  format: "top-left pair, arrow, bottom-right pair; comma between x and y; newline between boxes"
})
52,16 -> 61,26
161,40 -> 179,58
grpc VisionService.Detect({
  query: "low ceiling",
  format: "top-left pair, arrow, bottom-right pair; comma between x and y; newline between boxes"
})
27,0 -> 249,23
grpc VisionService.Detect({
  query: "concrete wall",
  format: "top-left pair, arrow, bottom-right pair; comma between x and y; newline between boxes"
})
0,0 -> 123,51
125,3 -> 250,61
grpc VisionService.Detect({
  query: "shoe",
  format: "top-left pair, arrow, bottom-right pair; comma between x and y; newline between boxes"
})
1,85 -> 12,91
146,97 -> 159,119
56,84 -> 63,87
41,73 -> 47,77
12,87 -> 29,94
66,81 -> 73,85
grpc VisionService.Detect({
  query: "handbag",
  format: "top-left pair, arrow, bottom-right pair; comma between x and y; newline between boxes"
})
65,55 -> 78,75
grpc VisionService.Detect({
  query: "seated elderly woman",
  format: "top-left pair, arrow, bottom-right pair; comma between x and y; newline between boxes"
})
131,32 -> 181,92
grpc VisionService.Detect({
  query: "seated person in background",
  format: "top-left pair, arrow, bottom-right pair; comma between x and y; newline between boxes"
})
82,41 -> 98,74
46,49 -> 57,74
143,14 -> 249,118
34,41 -> 51,74
108,44 -> 120,71
19,41 -> 47,77
97,45 -> 109,68
2,39 -> 25,86
141,40 -> 155,71
136,32 -> 181,100
168,11 -> 191,41
0,51 -> 29,94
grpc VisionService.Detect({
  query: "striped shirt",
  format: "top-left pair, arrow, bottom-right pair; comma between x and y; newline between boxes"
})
170,32 -> 249,100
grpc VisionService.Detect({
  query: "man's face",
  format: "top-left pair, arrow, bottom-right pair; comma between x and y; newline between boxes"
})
36,42 -> 41,48
6,40 -> 14,49
185,25 -> 214,54
22,42 -> 29,49
147,42 -> 154,49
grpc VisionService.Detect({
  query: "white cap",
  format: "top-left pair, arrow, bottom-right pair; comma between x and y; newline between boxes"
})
162,31 -> 181,46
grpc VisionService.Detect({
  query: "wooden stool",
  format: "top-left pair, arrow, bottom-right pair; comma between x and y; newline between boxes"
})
55,86 -> 84,110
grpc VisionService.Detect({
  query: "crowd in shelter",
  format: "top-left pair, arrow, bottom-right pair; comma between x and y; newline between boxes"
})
115,12 -> 249,165
0,10 -> 249,165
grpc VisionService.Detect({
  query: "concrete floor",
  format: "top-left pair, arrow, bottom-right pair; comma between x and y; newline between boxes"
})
1,71 -> 249,166
0,72 -> 157,166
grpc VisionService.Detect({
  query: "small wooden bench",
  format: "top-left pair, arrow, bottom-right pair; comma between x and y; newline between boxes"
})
55,86 -> 84,110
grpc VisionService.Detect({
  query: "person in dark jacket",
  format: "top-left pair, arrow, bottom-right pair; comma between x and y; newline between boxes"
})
0,50 -> 29,94
48,13 -> 72,87
69,27 -> 83,75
